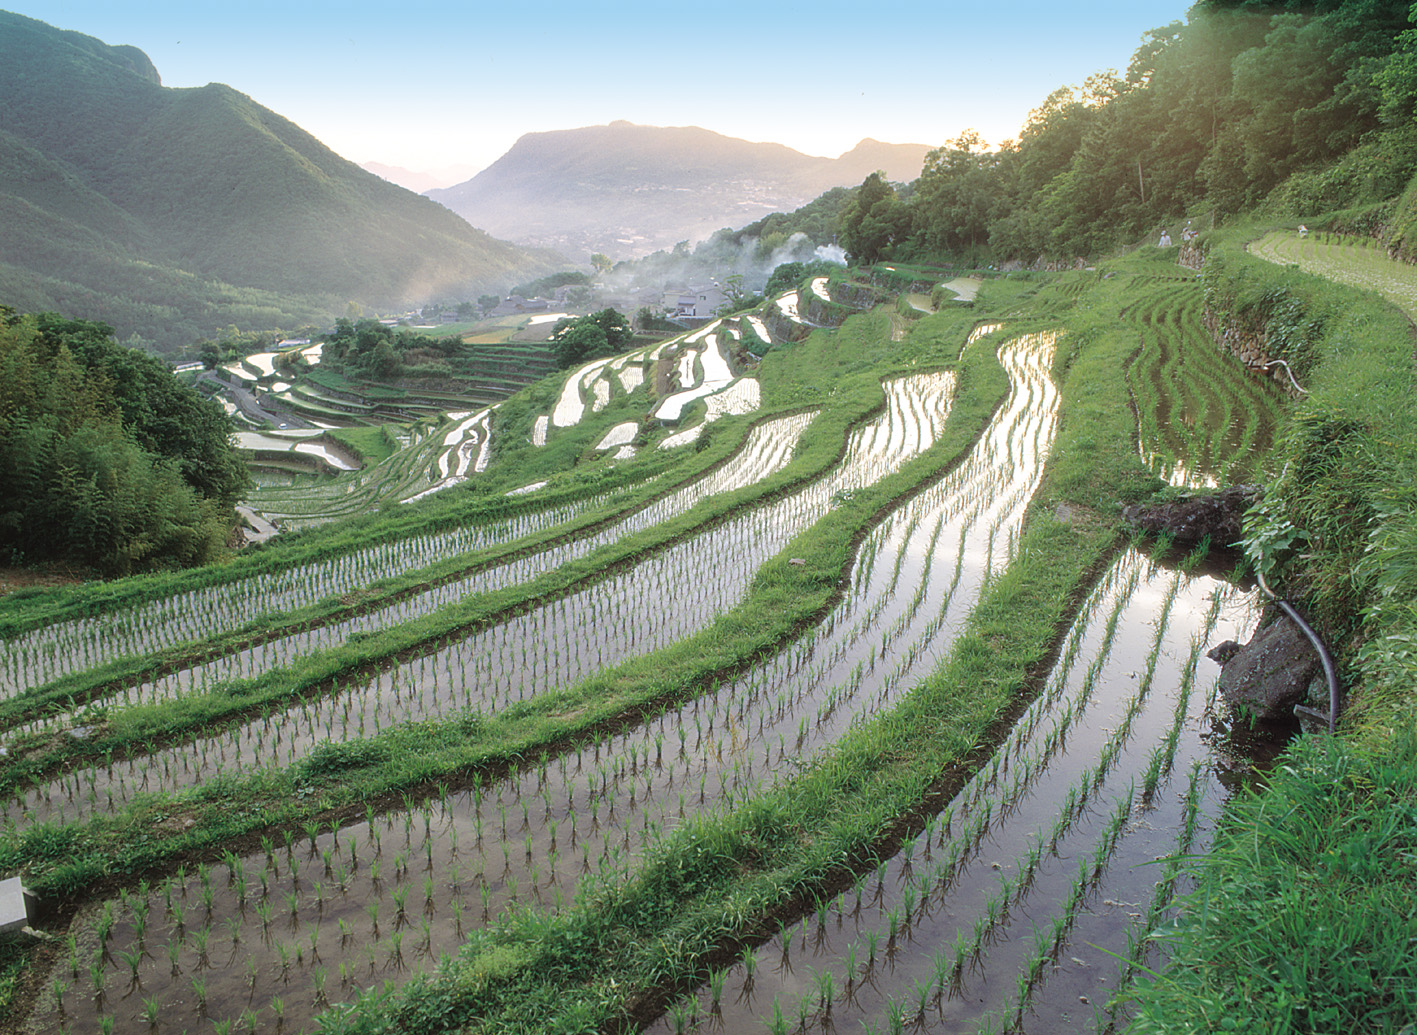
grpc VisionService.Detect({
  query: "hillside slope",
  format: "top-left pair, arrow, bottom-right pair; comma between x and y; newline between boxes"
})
0,11 -> 558,348
427,121 -> 931,259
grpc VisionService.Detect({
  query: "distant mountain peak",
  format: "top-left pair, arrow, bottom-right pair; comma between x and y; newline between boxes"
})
428,122 -> 932,260
0,9 -> 557,346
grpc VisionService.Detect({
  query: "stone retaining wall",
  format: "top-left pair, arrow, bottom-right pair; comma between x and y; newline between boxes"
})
1201,305 -> 1304,398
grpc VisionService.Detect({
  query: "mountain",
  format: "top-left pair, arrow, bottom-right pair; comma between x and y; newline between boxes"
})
0,11 -> 558,349
362,162 -> 482,194
426,121 -> 932,259
362,163 -> 450,195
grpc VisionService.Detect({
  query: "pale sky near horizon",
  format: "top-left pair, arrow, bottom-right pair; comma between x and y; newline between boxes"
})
9,1 -> 1197,184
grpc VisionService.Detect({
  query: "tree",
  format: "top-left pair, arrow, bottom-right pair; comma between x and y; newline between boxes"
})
199,341 -> 221,369
839,172 -> 908,264
590,253 -> 613,274
478,294 -> 501,315
721,273 -> 746,306
0,307 -> 243,574
910,131 -> 1000,255
552,320 -> 609,368
551,309 -> 633,368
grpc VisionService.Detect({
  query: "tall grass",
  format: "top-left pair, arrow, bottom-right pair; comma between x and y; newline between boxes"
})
1125,734 -> 1417,1034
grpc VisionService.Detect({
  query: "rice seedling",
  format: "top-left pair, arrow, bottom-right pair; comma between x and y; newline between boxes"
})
767,996 -> 787,1035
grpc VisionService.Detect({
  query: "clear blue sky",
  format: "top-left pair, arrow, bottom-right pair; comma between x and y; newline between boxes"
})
8,1 -> 1197,181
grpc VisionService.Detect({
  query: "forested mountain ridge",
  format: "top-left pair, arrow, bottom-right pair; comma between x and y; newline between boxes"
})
830,0 -> 1417,264
0,10 -> 558,350
426,121 -> 932,259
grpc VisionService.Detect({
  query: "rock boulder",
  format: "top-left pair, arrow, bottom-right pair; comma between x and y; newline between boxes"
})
1122,486 -> 1259,549
1216,609 -> 1322,722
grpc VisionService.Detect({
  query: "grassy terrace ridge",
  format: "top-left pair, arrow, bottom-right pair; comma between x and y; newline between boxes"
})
0,303 -> 1000,888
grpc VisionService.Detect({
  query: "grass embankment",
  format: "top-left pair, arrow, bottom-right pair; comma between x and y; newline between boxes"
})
299,273 -> 1165,1033
1126,733 -> 1417,1034
1207,226 -> 1417,733
0,454 -> 670,642
0,306 -> 998,897
1121,227 -> 1417,1032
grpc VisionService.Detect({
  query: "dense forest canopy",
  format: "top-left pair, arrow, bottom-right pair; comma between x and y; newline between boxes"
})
0,307 -> 248,575
833,0 -> 1417,264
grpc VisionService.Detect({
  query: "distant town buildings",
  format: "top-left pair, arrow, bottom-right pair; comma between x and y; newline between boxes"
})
491,295 -> 552,317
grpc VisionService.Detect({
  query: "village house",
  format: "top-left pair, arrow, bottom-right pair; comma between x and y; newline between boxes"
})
665,283 -> 727,319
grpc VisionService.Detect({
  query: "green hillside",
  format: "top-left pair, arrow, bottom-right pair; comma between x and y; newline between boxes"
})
0,10 -> 559,349
2,2 -> 1417,1033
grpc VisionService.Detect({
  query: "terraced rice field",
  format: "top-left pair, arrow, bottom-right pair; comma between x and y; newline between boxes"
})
1121,278 -> 1285,488
1,267 -> 1288,1035
1250,230 -> 1417,320
5,410 -> 823,821
647,550 -> 1257,1035
0,487 -> 638,700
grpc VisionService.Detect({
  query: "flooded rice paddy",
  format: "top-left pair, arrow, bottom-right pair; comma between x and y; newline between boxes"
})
12,318 -> 1279,1035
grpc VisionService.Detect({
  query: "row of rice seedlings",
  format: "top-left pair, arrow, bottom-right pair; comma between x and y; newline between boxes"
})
6,379 -> 947,821
1094,758 -> 1210,1034
644,553 -> 1252,1034
5,411 -> 818,746
0,480 -> 630,700
1125,279 -> 1284,489
1153,290 -> 1258,484
977,607 -> 1243,1031
1127,289 -> 1210,487
39,772 -> 670,1034
1175,297 -> 1284,481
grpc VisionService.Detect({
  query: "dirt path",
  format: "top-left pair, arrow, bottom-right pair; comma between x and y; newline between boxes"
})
1249,230 -> 1417,321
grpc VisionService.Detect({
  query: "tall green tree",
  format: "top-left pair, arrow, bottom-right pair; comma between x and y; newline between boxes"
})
550,309 -> 633,368
840,173 -> 909,264
911,131 -> 999,254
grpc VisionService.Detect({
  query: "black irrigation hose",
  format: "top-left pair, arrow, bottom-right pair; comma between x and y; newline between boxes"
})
1256,569 -> 1341,734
